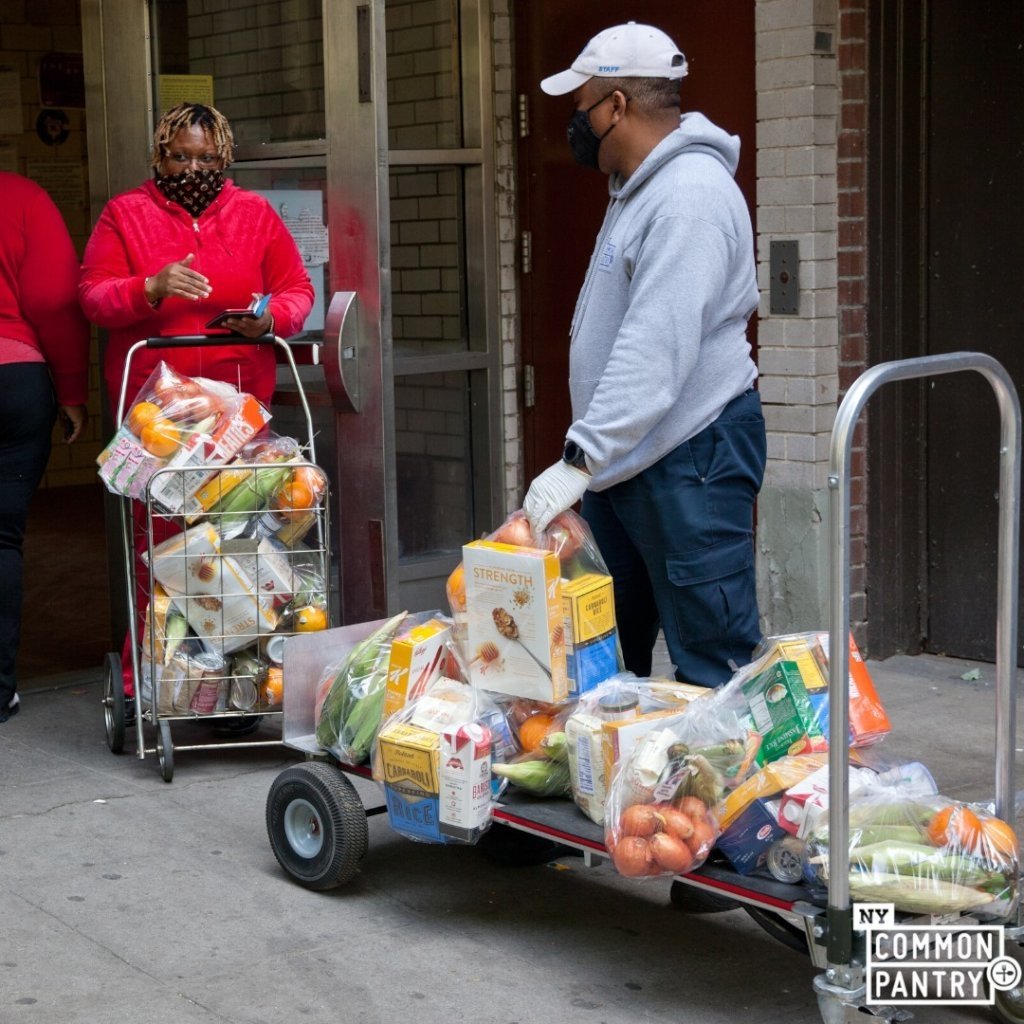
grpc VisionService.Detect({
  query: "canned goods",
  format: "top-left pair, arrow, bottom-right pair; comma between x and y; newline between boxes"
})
766,835 -> 805,884
263,634 -> 287,666
229,676 -> 258,711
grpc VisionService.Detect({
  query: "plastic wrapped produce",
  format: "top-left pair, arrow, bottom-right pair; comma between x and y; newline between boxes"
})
313,612 -> 408,764
803,792 -> 1019,914
565,674 -> 709,824
604,678 -> 762,878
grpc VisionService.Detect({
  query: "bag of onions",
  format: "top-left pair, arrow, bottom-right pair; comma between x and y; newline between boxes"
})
604,676 -> 763,878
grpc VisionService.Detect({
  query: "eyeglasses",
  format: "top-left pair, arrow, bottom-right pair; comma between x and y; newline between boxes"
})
164,152 -> 221,167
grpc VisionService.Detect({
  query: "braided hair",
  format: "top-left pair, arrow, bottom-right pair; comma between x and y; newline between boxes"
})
150,102 -> 234,169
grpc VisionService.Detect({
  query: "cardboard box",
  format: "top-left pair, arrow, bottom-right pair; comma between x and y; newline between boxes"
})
562,573 -> 620,696
463,540 -> 567,702
377,721 -> 447,843
383,618 -> 452,720
602,708 -> 689,799
715,797 -> 789,875
438,722 -> 492,843
742,660 -> 825,765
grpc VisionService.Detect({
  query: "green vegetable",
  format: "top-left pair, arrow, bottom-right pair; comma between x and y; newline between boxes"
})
162,609 -> 189,666
540,731 -> 568,762
848,872 -> 996,913
206,464 -> 291,530
492,756 -> 571,797
315,612 -> 407,764
814,824 -> 927,848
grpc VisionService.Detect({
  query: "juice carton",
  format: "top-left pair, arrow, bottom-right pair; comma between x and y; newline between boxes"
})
377,721 -> 447,843
463,540 -> 567,703
438,722 -> 492,843
741,660 -> 826,765
562,573 -> 621,696
383,618 -> 452,720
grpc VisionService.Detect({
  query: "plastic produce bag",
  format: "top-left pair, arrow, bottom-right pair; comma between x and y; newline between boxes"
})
750,630 -> 892,748
803,791 -> 1019,914
604,676 -> 762,878
489,698 -> 578,797
446,509 -> 624,701
313,612 -> 409,764
371,676 -> 504,844
97,360 -> 270,511
565,674 -> 710,824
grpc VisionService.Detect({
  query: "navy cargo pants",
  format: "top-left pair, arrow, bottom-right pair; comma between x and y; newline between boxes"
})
581,388 -> 767,687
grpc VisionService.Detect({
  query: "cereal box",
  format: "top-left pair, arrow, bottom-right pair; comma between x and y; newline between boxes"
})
562,572 -> 621,696
463,540 -> 567,702
383,618 -> 452,720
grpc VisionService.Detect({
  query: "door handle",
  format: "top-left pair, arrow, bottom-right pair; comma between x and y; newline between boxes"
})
322,290 -> 360,412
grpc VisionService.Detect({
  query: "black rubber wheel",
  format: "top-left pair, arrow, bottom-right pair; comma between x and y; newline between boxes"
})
266,762 -> 369,890
743,904 -> 810,955
155,720 -> 174,783
669,880 -> 741,914
102,652 -> 125,754
476,823 -> 577,866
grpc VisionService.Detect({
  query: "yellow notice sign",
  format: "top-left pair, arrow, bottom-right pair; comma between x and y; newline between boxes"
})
158,74 -> 214,112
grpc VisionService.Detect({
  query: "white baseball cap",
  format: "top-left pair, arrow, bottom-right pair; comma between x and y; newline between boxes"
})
540,21 -> 688,96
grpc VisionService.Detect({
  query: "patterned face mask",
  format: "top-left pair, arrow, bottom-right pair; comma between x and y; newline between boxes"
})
154,167 -> 225,217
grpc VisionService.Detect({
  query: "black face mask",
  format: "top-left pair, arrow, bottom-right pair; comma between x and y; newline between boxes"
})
154,167 -> 225,218
567,92 -> 618,170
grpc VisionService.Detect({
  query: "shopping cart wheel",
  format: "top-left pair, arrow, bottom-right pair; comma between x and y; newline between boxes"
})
155,721 -> 174,783
102,652 -> 125,754
265,761 -> 368,890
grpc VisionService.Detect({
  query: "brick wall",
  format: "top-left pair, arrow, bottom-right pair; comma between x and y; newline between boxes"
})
0,0 -> 102,487
754,0 -> 870,645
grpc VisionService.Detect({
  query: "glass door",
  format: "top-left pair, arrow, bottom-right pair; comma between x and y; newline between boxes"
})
85,0 -> 501,625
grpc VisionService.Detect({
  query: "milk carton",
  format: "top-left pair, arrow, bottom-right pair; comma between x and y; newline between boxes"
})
463,540 -> 567,702
438,722 -> 492,843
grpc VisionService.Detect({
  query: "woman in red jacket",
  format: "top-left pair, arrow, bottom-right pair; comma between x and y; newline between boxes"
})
0,173 -> 90,724
80,102 -> 315,720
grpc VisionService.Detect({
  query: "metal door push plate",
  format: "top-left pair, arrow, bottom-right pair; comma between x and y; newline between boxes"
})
323,291 -> 360,412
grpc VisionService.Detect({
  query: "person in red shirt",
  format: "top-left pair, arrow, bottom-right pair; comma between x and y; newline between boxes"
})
0,172 -> 90,724
80,102 -> 315,721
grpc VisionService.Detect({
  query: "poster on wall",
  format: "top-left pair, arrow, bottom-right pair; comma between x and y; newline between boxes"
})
38,53 -> 85,108
254,189 -> 328,332
158,75 -> 214,112
0,66 -> 22,134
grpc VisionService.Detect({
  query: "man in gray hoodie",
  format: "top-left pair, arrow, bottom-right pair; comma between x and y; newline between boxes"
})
523,22 -> 766,688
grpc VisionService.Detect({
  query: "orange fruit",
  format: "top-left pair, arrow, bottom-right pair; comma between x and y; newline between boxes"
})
446,563 -> 466,612
140,418 -> 181,457
517,712 -> 556,753
981,817 -> 1020,861
294,605 -> 327,632
127,400 -> 162,436
926,804 -> 983,850
261,667 -> 284,707
275,474 -> 317,519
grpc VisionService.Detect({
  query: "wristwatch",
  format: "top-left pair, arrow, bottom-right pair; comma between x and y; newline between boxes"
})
562,440 -> 588,470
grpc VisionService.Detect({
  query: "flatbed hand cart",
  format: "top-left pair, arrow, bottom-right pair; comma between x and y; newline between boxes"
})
265,353 -> 1023,1024
102,334 -> 330,782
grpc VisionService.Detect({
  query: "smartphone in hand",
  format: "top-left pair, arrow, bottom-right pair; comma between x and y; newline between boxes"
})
205,292 -> 272,329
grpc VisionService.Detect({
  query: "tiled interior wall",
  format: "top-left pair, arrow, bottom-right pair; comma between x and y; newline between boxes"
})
0,0 -> 102,486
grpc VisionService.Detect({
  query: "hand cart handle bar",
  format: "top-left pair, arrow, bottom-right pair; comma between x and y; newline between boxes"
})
824,351 -> 1021,966
118,335 -> 319,466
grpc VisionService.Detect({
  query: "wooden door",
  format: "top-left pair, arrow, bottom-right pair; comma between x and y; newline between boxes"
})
514,1 -> 757,483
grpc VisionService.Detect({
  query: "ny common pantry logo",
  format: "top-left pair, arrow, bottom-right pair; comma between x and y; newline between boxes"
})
856,902 -> 1022,1006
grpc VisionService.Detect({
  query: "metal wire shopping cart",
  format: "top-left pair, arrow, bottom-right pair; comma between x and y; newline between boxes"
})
101,335 -> 330,782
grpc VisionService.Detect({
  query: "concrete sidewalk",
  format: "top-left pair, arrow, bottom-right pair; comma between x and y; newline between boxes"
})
1,652 -> 1020,1024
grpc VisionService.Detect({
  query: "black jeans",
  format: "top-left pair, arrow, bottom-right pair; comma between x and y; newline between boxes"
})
582,389 -> 767,687
0,363 -> 56,706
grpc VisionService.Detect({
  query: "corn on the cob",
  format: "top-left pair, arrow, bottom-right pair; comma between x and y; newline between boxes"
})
205,464 -> 291,531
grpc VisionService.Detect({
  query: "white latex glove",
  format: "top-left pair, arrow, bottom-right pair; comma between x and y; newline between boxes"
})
523,459 -> 591,533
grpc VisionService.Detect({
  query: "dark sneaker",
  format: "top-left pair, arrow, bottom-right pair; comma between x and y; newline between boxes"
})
0,700 -> 20,724
124,696 -> 136,726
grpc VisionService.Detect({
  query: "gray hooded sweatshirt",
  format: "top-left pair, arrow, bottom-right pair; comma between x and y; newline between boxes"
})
565,112 -> 758,491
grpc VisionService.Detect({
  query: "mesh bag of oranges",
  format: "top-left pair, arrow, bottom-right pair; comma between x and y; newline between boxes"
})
803,791 -> 1019,914
97,360 -> 270,510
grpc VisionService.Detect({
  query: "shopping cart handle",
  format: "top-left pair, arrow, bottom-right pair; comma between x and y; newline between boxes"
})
144,334 -> 276,348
